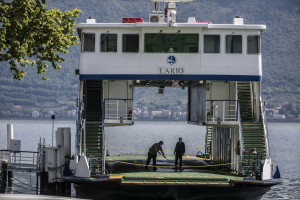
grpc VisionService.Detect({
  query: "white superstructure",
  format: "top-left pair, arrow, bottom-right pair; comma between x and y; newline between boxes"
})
77,0 -> 265,81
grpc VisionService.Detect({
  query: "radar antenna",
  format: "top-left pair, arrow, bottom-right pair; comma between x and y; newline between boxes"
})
151,0 -> 195,25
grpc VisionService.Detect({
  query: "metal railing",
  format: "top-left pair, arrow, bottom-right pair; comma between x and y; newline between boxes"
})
261,101 -> 270,159
0,150 -> 39,172
104,99 -> 133,123
206,100 -> 238,122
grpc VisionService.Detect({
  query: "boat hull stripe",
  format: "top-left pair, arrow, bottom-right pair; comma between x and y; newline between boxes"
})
79,74 -> 262,81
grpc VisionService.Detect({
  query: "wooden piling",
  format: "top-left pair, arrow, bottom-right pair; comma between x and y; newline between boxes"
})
1,160 -> 8,193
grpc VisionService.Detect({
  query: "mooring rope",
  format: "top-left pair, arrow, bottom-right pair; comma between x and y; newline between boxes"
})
106,144 -> 204,152
108,158 -> 246,168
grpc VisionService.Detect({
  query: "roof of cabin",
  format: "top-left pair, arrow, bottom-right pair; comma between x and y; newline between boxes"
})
77,22 -> 266,30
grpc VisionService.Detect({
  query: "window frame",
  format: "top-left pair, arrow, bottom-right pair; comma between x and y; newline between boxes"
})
81,33 -> 95,52
203,35 -> 220,54
100,33 -> 118,53
225,35 -> 242,54
122,34 -> 140,53
247,35 -> 261,54
144,33 -> 199,53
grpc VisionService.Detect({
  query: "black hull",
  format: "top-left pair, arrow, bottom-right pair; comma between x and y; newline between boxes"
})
74,182 -> 271,200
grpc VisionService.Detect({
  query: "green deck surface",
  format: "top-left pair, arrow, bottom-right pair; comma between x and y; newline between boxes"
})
106,154 -> 243,183
114,172 -> 242,182
107,154 -> 205,161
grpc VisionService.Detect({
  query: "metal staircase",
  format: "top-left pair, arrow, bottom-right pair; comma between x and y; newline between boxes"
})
85,80 -> 103,174
237,82 -> 266,177
237,82 -> 253,122
205,126 -> 213,158
241,122 -> 266,175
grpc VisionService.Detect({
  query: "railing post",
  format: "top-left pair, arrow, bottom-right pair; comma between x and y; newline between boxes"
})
126,100 -> 128,120
212,101 -> 215,122
223,101 -> 225,122
117,100 -> 119,120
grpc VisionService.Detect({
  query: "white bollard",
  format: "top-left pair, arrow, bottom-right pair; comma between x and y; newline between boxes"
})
7,124 -> 14,150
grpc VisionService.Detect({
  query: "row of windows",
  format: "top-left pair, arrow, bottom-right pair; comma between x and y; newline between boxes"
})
82,33 -> 260,54
204,35 -> 260,54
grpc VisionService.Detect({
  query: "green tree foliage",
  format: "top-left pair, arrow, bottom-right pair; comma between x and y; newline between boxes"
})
0,0 -> 81,80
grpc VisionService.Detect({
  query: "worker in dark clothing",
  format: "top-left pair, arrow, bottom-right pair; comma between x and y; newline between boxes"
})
174,137 -> 185,171
146,141 -> 166,171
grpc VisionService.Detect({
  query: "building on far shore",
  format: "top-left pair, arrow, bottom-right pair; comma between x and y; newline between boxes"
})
32,111 -> 40,118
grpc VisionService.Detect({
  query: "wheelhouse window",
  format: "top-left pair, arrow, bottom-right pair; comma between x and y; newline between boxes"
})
82,33 -> 95,52
247,36 -> 261,54
144,34 -> 198,53
204,35 -> 220,53
101,34 -> 117,52
226,35 -> 242,53
122,34 -> 139,52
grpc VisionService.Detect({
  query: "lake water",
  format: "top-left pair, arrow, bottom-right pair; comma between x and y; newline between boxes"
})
0,120 -> 299,199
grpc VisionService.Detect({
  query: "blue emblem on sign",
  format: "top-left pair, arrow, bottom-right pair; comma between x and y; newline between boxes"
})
167,56 -> 176,65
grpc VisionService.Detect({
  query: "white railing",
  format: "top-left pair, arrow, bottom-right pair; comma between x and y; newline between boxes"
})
261,101 -> 270,159
206,100 -> 238,123
104,99 -> 133,123
0,150 -> 39,172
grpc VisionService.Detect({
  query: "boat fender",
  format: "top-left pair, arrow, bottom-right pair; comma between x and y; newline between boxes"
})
236,140 -> 240,155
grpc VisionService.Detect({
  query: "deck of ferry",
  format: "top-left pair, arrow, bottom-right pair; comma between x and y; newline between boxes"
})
103,154 -> 245,185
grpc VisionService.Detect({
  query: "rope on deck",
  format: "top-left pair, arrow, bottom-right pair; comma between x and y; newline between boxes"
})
106,144 -> 204,152
108,158 -> 246,168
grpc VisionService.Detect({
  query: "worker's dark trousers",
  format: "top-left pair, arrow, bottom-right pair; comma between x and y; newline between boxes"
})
146,152 -> 157,169
175,153 -> 183,167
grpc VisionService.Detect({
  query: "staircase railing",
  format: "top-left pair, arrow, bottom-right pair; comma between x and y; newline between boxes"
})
261,101 -> 270,159
236,82 -> 244,174
237,101 -> 244,174
206,100 -> 238,123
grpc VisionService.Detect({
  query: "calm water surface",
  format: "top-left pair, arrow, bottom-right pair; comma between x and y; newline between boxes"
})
0,120 -> 299,199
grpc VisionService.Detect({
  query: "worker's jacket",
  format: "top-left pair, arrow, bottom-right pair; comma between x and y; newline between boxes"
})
174,142 -> 185,155
149,143 -> 162,156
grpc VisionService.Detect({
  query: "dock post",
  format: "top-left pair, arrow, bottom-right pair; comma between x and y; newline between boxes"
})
40,171 -> 48,194
7,124 -> 14,187
65,181 -> 71,197
7,171 -> 14,187
1,160 -> 8,193
36,172 -> 39,194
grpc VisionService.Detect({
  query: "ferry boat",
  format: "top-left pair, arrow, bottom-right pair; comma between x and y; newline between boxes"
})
69,0 -> 281,199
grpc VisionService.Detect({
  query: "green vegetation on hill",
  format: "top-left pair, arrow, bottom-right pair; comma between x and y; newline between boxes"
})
0,0 -> 299,118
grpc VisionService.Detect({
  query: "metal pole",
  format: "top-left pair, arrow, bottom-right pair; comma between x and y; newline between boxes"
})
102,100 -> 106,174
223,101 -> 225,121
51,114 -> 55,147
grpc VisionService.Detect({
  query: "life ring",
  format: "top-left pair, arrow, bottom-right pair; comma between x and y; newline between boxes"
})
236,140 -> 240,155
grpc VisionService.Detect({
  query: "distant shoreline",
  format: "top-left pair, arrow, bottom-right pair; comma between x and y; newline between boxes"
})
1,117 -> 299,123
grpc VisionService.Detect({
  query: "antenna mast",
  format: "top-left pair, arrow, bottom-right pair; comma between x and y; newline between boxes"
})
151,0 -> 195,25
